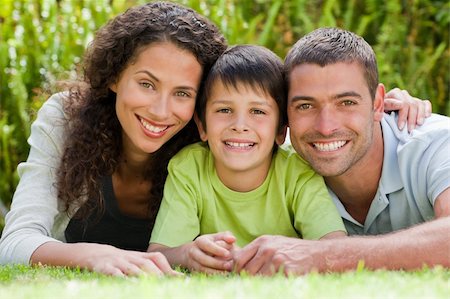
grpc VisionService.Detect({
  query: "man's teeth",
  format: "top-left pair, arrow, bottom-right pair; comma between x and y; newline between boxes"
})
140,118 -> 168,133
313,141 -> 346,152
225,142 -> 254,148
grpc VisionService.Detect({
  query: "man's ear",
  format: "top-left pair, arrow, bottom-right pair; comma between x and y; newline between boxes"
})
275,125 -> 287,145
194,112 -> 208,141
373,83 -> 385,122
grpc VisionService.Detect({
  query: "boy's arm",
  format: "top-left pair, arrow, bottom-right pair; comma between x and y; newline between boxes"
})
149,232 -> 236,274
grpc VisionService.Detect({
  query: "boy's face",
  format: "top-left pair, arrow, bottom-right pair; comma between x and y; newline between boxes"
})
197,80 -> 284,183
287,62 -> 384,177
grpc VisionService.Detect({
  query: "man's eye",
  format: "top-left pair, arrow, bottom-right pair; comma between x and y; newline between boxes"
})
341,100 -> 356,106
298,103 -> 312,110
175,91 -> 190,97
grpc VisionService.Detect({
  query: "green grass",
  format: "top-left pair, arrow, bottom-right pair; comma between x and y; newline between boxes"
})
0,265 -> 448,298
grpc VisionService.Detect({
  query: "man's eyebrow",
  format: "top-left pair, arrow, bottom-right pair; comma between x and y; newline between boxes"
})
334,91 -> 362,99
289,95 -> 314,103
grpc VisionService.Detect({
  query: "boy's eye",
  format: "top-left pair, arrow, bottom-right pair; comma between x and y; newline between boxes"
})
217,108 -> 231,113
251,109 -> 265,115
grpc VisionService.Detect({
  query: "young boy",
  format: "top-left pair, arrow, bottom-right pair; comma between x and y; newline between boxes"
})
148,45 -> 346,274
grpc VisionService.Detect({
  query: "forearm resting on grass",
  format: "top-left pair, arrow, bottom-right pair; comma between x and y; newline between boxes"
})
234,217 -> 450,275
148,232 -> 236,274
31,241 -> 179,276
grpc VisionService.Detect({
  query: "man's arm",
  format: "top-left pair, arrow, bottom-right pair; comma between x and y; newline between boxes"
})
234,190 -> 450,275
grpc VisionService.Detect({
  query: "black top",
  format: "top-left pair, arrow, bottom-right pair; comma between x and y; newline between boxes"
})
65,176 -> 152,251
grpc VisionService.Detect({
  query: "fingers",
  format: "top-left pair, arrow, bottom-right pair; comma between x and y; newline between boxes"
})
233,236 -> 275,274
146,252 -> 182,276
424,99 -> 432,117
195,232 -> 236,259
188,245 -> 233,273
384,88 -> 432,132
212,231 -> 237,246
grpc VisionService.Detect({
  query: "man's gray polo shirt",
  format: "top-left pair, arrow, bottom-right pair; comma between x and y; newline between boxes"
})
330,112 -> 450,235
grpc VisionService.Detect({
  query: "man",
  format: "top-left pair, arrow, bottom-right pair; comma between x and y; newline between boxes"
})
234,28 -> 450,275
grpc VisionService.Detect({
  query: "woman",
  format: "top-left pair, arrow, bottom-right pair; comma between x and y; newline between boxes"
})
0,1 -> 227,276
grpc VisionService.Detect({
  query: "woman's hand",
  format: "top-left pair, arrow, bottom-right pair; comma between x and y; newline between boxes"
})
31,241 -> 181,277
87,246 -> 181,277
384,88 -> 432,132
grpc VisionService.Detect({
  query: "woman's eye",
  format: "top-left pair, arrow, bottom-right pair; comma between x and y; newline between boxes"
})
140,82 -> 154,89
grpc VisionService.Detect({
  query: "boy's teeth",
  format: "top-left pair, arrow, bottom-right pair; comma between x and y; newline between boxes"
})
226,142 -> 254,148
313,141 -> 346,152
140,117 -> 167,133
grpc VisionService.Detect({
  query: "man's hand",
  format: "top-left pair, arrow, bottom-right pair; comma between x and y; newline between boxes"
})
233,235 -> 325,276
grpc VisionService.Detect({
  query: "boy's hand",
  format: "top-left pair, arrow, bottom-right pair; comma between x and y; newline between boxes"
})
384,88 -> 432,132
185,231 -> 236,274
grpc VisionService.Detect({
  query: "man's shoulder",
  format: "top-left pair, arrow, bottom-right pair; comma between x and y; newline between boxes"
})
382,112 -> 450,146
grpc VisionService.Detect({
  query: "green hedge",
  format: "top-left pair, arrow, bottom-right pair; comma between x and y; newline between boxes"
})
0,0 -> 448,231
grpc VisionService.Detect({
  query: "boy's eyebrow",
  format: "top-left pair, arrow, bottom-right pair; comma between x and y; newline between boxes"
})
210,99 -> 274,106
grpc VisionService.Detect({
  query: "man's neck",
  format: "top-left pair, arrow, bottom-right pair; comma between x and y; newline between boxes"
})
325,124 -> 384,224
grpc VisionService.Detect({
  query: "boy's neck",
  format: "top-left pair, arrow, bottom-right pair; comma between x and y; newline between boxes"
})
215,158 -> 272,192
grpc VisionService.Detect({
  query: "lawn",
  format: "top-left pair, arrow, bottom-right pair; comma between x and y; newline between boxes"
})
0,265 -> 448,298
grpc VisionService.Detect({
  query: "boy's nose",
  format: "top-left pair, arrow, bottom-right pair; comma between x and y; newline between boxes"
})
231,114 -> 249,132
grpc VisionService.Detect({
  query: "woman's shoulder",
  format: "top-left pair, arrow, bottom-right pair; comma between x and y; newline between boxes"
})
37,92 -> 70,120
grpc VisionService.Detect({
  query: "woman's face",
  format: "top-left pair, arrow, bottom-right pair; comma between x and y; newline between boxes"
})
110,42 -> 202,161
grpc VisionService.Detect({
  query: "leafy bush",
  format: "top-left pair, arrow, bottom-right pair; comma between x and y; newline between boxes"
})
0,0 -> 448,232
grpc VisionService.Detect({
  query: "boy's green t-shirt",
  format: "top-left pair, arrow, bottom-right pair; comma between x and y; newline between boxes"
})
151,142 -> 345,248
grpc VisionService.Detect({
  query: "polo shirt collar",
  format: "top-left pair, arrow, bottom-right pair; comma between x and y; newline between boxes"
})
330,116 -> 404,227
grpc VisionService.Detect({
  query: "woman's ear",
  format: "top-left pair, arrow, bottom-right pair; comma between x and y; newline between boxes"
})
275,125 -> 287,145
373,83 -> 385,122
110,82 -> 117,93
194,112 -> 208,141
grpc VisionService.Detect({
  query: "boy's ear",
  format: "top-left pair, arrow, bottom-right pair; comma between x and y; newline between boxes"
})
194,112 -> 208,141
275,125 -> 287,145
373,83 -> 385,122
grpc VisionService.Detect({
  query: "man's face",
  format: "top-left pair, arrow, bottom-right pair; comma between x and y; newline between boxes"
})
287,62 -> 381,177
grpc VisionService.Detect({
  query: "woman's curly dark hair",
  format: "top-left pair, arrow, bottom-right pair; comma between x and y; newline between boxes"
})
57,1 -> 227,227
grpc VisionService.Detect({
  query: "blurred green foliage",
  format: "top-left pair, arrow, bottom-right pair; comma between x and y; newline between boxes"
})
0,0 -> 449,230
